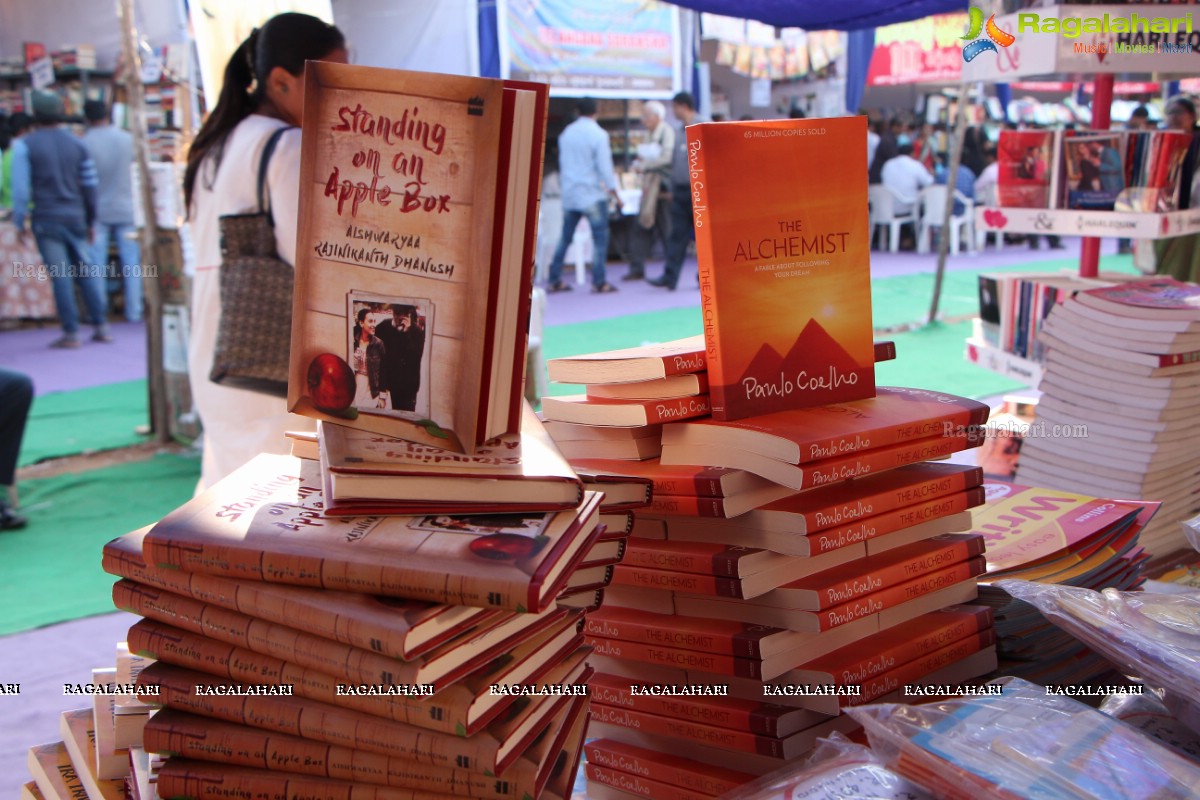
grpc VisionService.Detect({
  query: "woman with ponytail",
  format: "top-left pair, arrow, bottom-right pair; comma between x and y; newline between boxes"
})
186,13 -> 346,490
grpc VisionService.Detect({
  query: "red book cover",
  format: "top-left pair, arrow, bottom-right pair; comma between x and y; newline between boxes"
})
586,764 -> 715,800
567,458 -> 774,499
998,130 -> 1054,207
661,386 -> 989,464
583,739 -> 753,796
622,538 -> 781,578
586,606 -> 788,660
585,635 -> 763,680
687,117 -> 874,420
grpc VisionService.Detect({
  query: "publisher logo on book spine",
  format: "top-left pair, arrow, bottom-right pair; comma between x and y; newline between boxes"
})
961,6 -> 1015,62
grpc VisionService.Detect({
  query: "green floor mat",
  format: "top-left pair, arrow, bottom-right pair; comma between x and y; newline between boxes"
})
20,379 -> 150,467
0,453 -> 199,635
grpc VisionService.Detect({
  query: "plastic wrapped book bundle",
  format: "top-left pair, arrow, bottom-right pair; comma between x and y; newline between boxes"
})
845,677 -> 1200,800
998,579 -> 1200,735
719,733 -> 931,800
1099,691 -> 1200,762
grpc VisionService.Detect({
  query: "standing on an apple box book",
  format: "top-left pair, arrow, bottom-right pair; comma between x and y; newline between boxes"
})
685,116 -> 876,420
286,63 -> 548,454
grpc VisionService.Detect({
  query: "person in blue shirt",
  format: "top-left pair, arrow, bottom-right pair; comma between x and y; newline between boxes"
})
545,97 -> 621,294
935,156 -> 976,216
10,91 -> 109,348
83,99 -> 142,321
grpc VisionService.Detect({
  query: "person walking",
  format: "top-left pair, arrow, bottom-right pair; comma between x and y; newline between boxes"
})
648,92 -> 702,291
625,100 -> 673,281
83,99 -> 142,321
545,97 -> 621,294
10,91 -> 110,347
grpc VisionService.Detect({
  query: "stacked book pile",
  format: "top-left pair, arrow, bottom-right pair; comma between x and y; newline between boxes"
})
89,444 -> 613,800
22,644 -> 158,800
1020,278 -> 1200,560
968,480 -> 1159,686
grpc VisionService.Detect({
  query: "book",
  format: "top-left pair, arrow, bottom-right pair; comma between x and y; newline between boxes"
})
1072,278 -> 1200,323
661,430 -> 984,491
1042,315 -> 1200,370
541,394 -> 711,427
547,336 -> 706,384
569,467 -> 653,511
1062,287 -> 1200,333
556,437 -> 663,461
686,116 -> 874,420
27,742 -> 90,800
143,454 -> 602,613
104,528 -> 494,662
1062,132 -> 1124,210
661,386 -> 988,464
318,404 -> 584,515
587,373 -> 709,400
287,63 -> 548,452
586,765 -> 718,800
583,739 -> 754,797
154,758 -> 462,800
19,784 -> 42,800
568,457 -> 784,499
127,614 -> 584,735
137,662 -> 561,775
997,129 -> 1055,208
543,421 -> 663,443
58,709 -> 126,800
112,579 -> 565,692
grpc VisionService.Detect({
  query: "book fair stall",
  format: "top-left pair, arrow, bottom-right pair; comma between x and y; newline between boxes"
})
4,2 -> 1200,800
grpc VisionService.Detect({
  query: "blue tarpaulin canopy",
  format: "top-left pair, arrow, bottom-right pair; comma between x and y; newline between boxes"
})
665,0 -> 966,32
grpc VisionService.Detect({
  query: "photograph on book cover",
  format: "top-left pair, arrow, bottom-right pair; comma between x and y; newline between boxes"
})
346,291 -> 434,420
409,512 -> 551,539
1063,135 -> 1122,211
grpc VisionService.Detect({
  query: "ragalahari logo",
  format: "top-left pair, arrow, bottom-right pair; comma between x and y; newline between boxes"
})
961,6 -> 1015,61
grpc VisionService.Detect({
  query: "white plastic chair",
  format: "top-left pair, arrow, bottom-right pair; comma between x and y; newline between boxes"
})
917,185 -> 975,255
564,218 -> 593,286
868,185 -> 917,253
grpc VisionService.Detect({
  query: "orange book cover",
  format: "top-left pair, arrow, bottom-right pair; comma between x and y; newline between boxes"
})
583,739 -> 753,796
142,454 -> 602,613
126,614 -> 584,736
661,386 -> 990,464
687,117 -> 874,420
103,528 -> 495,662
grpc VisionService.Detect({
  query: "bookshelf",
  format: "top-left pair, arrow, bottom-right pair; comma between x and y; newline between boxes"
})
973,208 -> 1200,242
963,338 -> 1044,386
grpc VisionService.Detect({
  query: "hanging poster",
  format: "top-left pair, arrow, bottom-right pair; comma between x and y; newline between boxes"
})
499,0 -> 681,98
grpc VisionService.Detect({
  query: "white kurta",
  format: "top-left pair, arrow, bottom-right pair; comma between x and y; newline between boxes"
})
187,114 -> 315,491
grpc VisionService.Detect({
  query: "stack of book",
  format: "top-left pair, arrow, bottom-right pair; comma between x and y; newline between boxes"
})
22,644 -> 158,800
95,451 -> 607,800
1020,278 -> 1200,560
969,480 -> 1158,686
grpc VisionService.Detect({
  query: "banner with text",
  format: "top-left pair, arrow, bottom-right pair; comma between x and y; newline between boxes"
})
867,13 -> 967,86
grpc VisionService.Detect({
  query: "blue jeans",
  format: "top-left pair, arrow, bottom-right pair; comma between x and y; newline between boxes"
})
547,200 -> 610,288
93,222 -> 142,321
32,220 -> 108,337
659,183 -> 694,288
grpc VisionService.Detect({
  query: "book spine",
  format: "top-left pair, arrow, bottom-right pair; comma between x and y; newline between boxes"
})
584,613 -> 768,659
803,487 -> 985,556
585,635 -> 762,680
794,535 -> 986,611
138,665 -> 495,770
126,620 -> 466,733
848,629 -> 997,707
589,703 -> 781,758
643,396 -> 712,426
114,581 -> 424,687
585,764 -> 715,800
583,740 -> 751,796
610,564 -> 746,599
143,713 -> 528,799
689,126 -> 725,418
799,398 -> 989,464
589,679 -> 786,737
650,495 -> 726,518
801,608 -> 993,686
811,557 -> 985,632
154,759 -> 432,800
873,341 -> 896,363
801,466 -> 983,535
801,433 -> 983,491
622,539 -> 753,578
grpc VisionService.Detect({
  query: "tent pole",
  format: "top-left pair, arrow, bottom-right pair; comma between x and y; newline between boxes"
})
118,0 -> 170,444
928,81 -> 971,325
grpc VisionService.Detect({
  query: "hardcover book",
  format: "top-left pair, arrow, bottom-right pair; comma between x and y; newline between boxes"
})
686,116 -> 875,419
318,403 -> 584,515
142,454 -> 603,613
287,63 -> 548,452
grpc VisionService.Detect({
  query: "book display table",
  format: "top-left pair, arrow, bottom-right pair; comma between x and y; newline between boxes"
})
974,207 -> 1200,244
0,220 -> 56,322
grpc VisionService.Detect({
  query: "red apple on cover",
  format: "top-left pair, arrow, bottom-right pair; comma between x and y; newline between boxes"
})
306,353 -> 356,413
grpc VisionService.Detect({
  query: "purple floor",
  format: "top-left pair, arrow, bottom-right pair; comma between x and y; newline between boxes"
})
0,320 -> 149,396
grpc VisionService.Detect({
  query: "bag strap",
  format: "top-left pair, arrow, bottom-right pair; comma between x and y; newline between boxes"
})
257,125 -> 294,224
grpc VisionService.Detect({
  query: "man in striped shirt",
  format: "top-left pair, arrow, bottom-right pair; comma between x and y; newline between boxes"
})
11,90 -> 110,348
